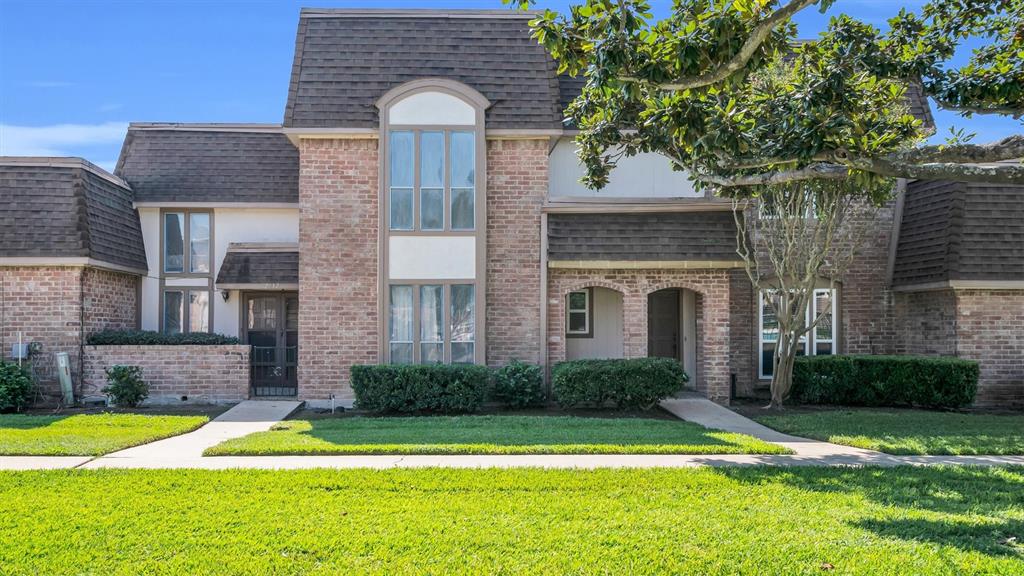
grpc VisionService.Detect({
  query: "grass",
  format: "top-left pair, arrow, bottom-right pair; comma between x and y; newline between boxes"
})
0,413 -> 209,456
753,408 -> 1024,455
203,414 -> 789,456
0,466 -> 1021,574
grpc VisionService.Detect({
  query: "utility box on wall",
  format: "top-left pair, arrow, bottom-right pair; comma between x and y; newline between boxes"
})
55,352 -> 74,406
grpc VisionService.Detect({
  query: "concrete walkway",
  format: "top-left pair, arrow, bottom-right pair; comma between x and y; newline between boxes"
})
2,397 -> 1023,470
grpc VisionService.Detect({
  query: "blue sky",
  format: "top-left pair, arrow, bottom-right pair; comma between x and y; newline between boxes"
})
0,0 -> 1018,171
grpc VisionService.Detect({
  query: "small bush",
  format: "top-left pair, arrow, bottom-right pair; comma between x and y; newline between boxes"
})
792,355 -> 978,409
103,365 -> 149,407
87,330 -> 240,346
0,361 -> 33,412
491,360 -> 545,408
351,364 -> 491,413
552,357 -> 688,410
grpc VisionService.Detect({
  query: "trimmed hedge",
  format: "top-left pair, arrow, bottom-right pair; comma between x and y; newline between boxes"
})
87,330 -> 240,346
791,355 -> 978,408
552,357 -> 688,410
351,364 -> 491,413
491,360 -> 546,408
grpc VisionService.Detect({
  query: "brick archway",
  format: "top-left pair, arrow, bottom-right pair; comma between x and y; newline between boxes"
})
547,268 -> 733,404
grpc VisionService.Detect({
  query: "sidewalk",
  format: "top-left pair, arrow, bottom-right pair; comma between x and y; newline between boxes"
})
3,398 -> 1023,470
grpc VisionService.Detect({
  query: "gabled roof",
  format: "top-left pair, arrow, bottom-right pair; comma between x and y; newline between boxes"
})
0,157 -> 148,272
115,124 -> 298,204
283,9 -> 564,130
893,179 -> 1024,288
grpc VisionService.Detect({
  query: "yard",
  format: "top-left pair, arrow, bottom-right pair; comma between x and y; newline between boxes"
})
203,414 -> 789,456
0,466 -> 1021,574
0,413 -> 210,456
751,408 -> 1024,455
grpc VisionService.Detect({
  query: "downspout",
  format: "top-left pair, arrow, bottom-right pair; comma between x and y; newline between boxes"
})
78,268 -> 86,401
539,211 -> 550,396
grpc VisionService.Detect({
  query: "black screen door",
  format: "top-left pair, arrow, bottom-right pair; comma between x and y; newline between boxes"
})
244,293 -> 298,397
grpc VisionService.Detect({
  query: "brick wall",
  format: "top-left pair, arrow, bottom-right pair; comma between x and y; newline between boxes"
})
298,138 -> 379,402
0,266 -> 84,399
728,269 -> 756,396
83,267 -> 138,334
954,289 -> 1023,407
486,138 -> 547,366
894,290 -> 958,356
839,202 -> 898,355
83,345 -> 250,404
547,268 -> 732,404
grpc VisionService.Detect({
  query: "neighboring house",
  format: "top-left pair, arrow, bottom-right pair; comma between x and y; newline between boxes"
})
1,8 -> 1021,407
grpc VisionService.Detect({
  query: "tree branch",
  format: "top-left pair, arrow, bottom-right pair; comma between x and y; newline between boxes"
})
622,0 -> 819,91
886,135 -> 1024,165
933,98 -> 1024,120
698,163 -> 849,186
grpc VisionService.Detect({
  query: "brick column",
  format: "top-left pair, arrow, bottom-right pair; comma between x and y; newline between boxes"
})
297,138 -> 379,402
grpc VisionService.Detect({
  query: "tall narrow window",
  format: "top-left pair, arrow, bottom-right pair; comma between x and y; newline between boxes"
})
759,289 -> 837,378
189,213 -> 210,273
164,213 -> 185,273
389,131 -> 414,230
389,285 -> 414,363
450,131 -> 475,230
450,284 -> 475,364
189,290 -> 210,333
419,285 -> 443,363
163,290 -> 184,334
420,131 -> 445,231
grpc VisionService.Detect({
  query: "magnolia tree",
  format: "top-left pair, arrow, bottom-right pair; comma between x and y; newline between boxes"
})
508,0 -> 1023,406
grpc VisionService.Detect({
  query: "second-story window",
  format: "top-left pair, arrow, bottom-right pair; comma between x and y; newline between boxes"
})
163,211 -> 210,274
389,129 -> 475,232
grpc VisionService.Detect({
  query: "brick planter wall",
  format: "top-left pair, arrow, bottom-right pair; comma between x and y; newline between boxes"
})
83,345 -> 250,404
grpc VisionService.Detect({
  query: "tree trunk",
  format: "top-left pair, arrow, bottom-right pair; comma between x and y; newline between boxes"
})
768,334 -> 798,409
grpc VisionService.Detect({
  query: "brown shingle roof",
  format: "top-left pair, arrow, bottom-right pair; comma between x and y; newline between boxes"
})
115,125 -> 298,204
548,211 -> 742,262
0,158 -> 147,271
215,246 -> 298,287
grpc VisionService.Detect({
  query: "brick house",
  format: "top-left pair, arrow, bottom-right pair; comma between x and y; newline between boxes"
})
1,9 -> 1021,407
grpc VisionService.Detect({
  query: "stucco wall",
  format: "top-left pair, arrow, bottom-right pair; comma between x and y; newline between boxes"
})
548,137 -> 701,199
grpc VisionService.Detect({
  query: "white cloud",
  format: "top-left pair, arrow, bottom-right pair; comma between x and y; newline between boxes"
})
0,122 -> 128,157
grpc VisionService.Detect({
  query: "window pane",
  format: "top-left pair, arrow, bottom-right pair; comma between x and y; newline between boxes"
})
814,290 -> 833,342
390,343 -> 413,364
761,293 -> 778,343
451,342 -> 474,364
568,311 -> 587,332
451,284 -> 475,343
163,291 -> 183,334
420,285 -> 443,343
816,342 -> 833,355
163,213 -> 184,273
761,342 -> 775,377
450,131 -> 475,188
568,291 -> 587,311
189,213 -> 210,273
389,131 -> 414,188
390,188 -> 413,230
189,290 -> 209,333
421,188 -> 444,230
420,343 -> 443,364
420,131 -> 444,189
451,188 -> 474,230
389,285 -> 413,343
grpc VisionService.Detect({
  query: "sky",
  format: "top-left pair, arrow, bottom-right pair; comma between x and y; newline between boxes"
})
0,0 -> 1018,172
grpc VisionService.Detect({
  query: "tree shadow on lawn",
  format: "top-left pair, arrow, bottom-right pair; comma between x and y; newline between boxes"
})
716,466 -> 1024,558
0,414 -> 71,430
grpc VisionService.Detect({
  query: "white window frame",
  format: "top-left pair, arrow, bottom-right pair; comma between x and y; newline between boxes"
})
565,289 -> 592,337
758,288 -> 837,379
387,282 -> 476,365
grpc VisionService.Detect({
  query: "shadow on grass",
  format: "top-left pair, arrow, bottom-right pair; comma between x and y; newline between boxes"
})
716,466 -> 1024,558
0,414 -> 70,430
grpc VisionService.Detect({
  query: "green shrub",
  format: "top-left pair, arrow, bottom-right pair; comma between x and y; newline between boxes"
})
87,330 -> 240,346
0,361 -> 33,413
351,364 -> 491,413
491,360 -> 545,408
552,357 -> 688,410
103,365 -> 148,407
792,355 -> 978,408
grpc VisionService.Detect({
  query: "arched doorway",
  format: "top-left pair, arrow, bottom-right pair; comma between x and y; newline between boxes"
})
647,288 -> 698,388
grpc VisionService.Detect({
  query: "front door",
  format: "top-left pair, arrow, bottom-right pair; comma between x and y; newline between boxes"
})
648,289 -> 680,360
244,292 -> 298,397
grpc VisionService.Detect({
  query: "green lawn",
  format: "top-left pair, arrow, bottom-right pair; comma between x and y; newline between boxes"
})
0,413 -> 209,456
203,414 -> 789,456
1,467 -> 1021,574
754,409 -> 1024,455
